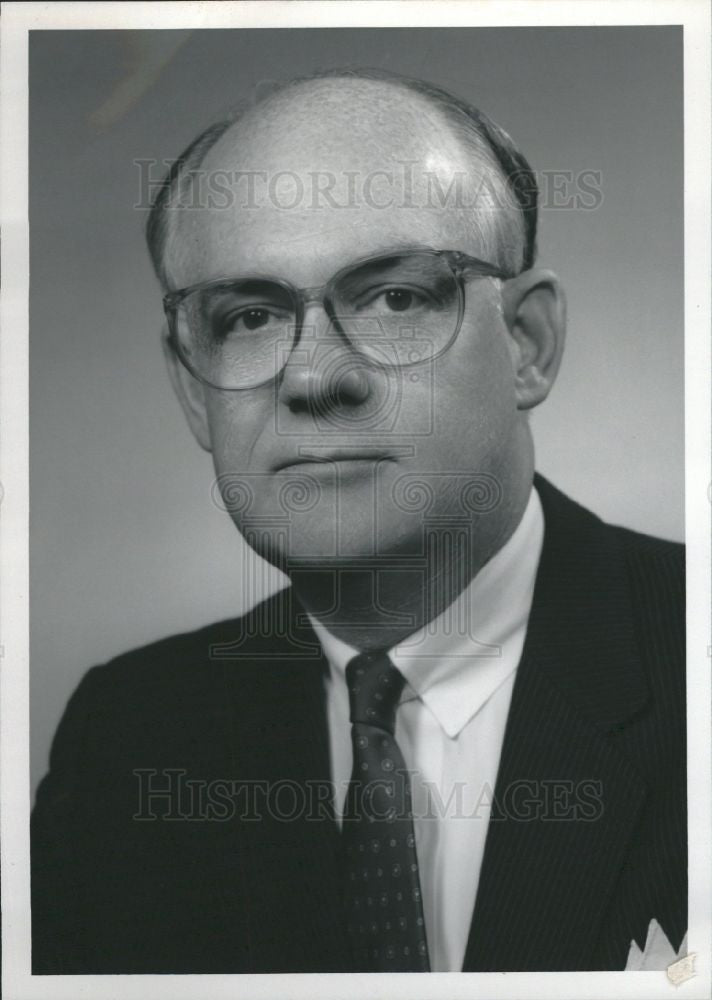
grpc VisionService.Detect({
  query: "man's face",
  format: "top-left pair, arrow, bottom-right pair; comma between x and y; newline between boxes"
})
164,81 -> 526,571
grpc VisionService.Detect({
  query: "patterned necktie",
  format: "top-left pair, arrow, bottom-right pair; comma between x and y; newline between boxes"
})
341,650 -> 430,972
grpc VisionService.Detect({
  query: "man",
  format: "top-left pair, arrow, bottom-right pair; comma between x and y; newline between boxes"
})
31,69 -> 686,974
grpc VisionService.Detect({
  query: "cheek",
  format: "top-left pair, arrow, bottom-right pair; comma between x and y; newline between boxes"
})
431,307 -> 517,457
204,390 -> 273,474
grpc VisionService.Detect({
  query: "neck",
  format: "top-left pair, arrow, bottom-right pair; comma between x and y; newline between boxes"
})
290,476 -> 533,651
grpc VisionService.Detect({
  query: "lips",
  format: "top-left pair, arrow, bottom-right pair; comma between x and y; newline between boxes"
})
273,451 -> 393,472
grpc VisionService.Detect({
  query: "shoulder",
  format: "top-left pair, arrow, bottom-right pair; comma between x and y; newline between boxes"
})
38,587 -> 322,791
534,473 -> 684,591
533,473 -> 685,694
608,522 -> 685,697
54,586 -> 320,734
79,586 -> 310,689
607,523 -> 685,628
608,522 -> 685,685
609,520 -> 684,579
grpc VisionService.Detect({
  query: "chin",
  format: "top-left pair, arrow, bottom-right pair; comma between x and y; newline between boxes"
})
237,512 -> 378,569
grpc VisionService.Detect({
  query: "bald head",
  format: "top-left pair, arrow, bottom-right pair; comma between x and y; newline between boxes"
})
147,70 -> 538,290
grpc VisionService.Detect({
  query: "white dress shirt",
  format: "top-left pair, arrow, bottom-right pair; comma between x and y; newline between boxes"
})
307,485 -> 544,971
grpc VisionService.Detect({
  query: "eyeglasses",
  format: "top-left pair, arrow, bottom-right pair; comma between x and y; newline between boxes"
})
163,247 -> 512,391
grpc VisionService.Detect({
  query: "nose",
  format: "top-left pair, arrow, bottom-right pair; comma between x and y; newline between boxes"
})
278,301 -> 374,417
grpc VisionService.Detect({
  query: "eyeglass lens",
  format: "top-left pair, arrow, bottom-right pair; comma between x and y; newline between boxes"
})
172,252 -> 463,389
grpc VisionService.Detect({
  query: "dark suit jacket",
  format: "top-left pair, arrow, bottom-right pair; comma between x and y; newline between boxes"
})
31,475 -> 687,973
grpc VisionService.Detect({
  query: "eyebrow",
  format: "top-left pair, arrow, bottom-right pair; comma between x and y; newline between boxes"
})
164,242 -> 443,295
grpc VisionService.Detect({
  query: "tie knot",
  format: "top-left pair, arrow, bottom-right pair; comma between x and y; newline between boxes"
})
345,651 -> 405,734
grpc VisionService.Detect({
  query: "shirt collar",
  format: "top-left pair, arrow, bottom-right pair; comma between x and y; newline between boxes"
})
307,483 -> 544,739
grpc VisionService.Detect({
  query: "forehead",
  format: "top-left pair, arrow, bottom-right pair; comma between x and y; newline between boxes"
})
164,79 -> 503,289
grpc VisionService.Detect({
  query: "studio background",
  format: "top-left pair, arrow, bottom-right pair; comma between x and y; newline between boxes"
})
29,26 -> 684,797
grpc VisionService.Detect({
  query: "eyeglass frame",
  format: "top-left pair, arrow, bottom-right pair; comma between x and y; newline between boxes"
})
162,246 -> 515,391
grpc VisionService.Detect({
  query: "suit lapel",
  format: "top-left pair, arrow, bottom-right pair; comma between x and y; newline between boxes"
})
463,476 -> 650,971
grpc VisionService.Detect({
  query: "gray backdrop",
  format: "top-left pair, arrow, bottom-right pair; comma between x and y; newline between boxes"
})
30,27 -> 684,796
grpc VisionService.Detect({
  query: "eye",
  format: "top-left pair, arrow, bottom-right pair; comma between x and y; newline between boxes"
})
361,286 -> 427,313
217,305 -> 288,338
340,276 -> 441,316
240,308 -> 270,331
383,289 -> 414,312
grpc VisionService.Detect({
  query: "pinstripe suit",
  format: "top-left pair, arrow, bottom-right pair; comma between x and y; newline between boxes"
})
31,475 -> 686,972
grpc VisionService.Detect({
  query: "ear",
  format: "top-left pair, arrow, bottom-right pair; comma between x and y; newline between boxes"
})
162,328 -> 213,451
500,268 -> 566,410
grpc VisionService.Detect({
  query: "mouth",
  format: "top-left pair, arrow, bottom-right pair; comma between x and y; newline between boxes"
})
273,451 -> 394,472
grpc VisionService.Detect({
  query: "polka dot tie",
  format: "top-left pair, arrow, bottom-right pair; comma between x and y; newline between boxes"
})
341,650 -> 430,972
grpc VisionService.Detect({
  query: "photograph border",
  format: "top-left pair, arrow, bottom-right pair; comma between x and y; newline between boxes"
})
2,3 -> 710,999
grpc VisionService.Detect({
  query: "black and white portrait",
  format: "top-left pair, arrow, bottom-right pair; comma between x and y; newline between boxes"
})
2,5 -> 709,997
